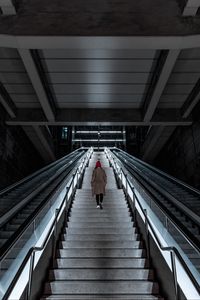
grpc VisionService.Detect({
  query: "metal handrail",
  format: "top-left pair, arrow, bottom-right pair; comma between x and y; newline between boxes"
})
113,151 -> 200,254
114,148 -> 200,196
106,149 -> 200,298
0,148 -> 84,196
2,148 -> 92,300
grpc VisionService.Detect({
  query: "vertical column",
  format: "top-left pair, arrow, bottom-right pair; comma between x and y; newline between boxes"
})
123,126 -> 126,150
72,126 -> 75,150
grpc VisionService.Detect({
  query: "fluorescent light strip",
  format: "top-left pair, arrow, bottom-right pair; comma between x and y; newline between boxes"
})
72,139 -> 124,142
75,131 -> 123,134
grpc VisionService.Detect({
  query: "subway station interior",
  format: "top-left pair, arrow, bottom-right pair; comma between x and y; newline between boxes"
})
0,0 -> 200,299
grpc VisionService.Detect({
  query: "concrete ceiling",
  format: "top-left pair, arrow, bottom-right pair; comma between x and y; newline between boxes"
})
0,0 -> 200,161
0,46 -> 199,125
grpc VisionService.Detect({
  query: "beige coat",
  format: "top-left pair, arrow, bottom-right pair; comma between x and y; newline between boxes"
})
91,167 -> 107,196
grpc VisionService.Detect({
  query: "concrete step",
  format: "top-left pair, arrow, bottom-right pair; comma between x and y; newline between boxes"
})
70,212 -> 131,218
67,222 -> 133,228
74,201 -> 126,205
72,206 -> 128,210
75,195 -> 125,199
71,206 -> 129,212
61,241 -> 142,249
54,258 -> 148,268
75,193 -> 125,197
72,204 -> 128,209
58,248 -> 146,258
49,268 -> 153,280
75,193 -> 124,196
41,295 -> 164,300
63,233 -> 139,241
76,190 -> 124,193
44,281 -> 159,295
65,228 -> 136,235
69,216 -> 132,222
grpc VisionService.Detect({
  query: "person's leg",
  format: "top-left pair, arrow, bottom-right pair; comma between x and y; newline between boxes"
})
100,193 -> 103,203
96,194 -> 100,207
100,193 -> 103,209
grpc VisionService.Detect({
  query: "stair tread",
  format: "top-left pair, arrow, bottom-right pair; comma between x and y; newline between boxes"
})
58,248 -> 145,258
55,258 -> 148,268
50,268 -> 153,280
41,296 -> 164,300
61,241 -> 142,248
44,280 -> 159,294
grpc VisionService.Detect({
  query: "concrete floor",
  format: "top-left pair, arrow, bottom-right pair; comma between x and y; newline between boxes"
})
0,0 -> 200,35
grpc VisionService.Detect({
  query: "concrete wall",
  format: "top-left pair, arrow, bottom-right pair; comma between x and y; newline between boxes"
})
0,108 -> 44,190
154,122 -> 200,189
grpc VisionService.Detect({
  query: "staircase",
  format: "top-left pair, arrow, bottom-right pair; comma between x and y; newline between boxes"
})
41,153 -> 164,299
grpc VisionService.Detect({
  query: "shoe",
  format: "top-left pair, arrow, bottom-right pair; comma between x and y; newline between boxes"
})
100,204 -> 103,210
97,205 -> 100,208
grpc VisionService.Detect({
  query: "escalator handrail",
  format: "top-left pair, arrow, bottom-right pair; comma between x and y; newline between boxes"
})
115,151 -> 200,230
114,148 -> 200,197
107,150 -> 200,295
0,150 -> 85,221
0,148 -> 83,196
113,151 -> 200,254
0,150 -> 87,262
116,151 -> 200,226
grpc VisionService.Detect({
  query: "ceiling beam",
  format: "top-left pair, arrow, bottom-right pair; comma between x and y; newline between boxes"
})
1,36 -> 200,50
0,0 -> 16,15
18,48 -> 55,121
141,126 -> 176,162
143,49 -> 180,122
0,81 -> 16,118
182,0 -> 200,16
5,108 -> 192,126
181,77 -> 200,118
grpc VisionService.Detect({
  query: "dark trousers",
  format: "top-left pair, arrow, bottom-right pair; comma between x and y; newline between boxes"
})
96,193 -> 103,205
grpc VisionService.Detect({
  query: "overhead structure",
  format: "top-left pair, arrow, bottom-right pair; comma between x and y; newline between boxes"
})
143,50 -> 180,122
0,0 -> 200,160
182,0 -> 200,16
0,0 -> 16,15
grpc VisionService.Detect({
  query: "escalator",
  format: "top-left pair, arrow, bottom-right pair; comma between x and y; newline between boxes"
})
112,149 -> 200,274
0,149 -> 86,285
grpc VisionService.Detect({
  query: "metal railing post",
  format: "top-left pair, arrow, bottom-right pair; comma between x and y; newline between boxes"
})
76,169 -> 79,189
125,173 -> 128,199
170,250 -> 179,300
144,209 -> 150,266
52,208 -> 59,260
120,169 -> 123,189
131,187 -> 136,221
27,251 -> 35,300
72,173 -> 75,190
